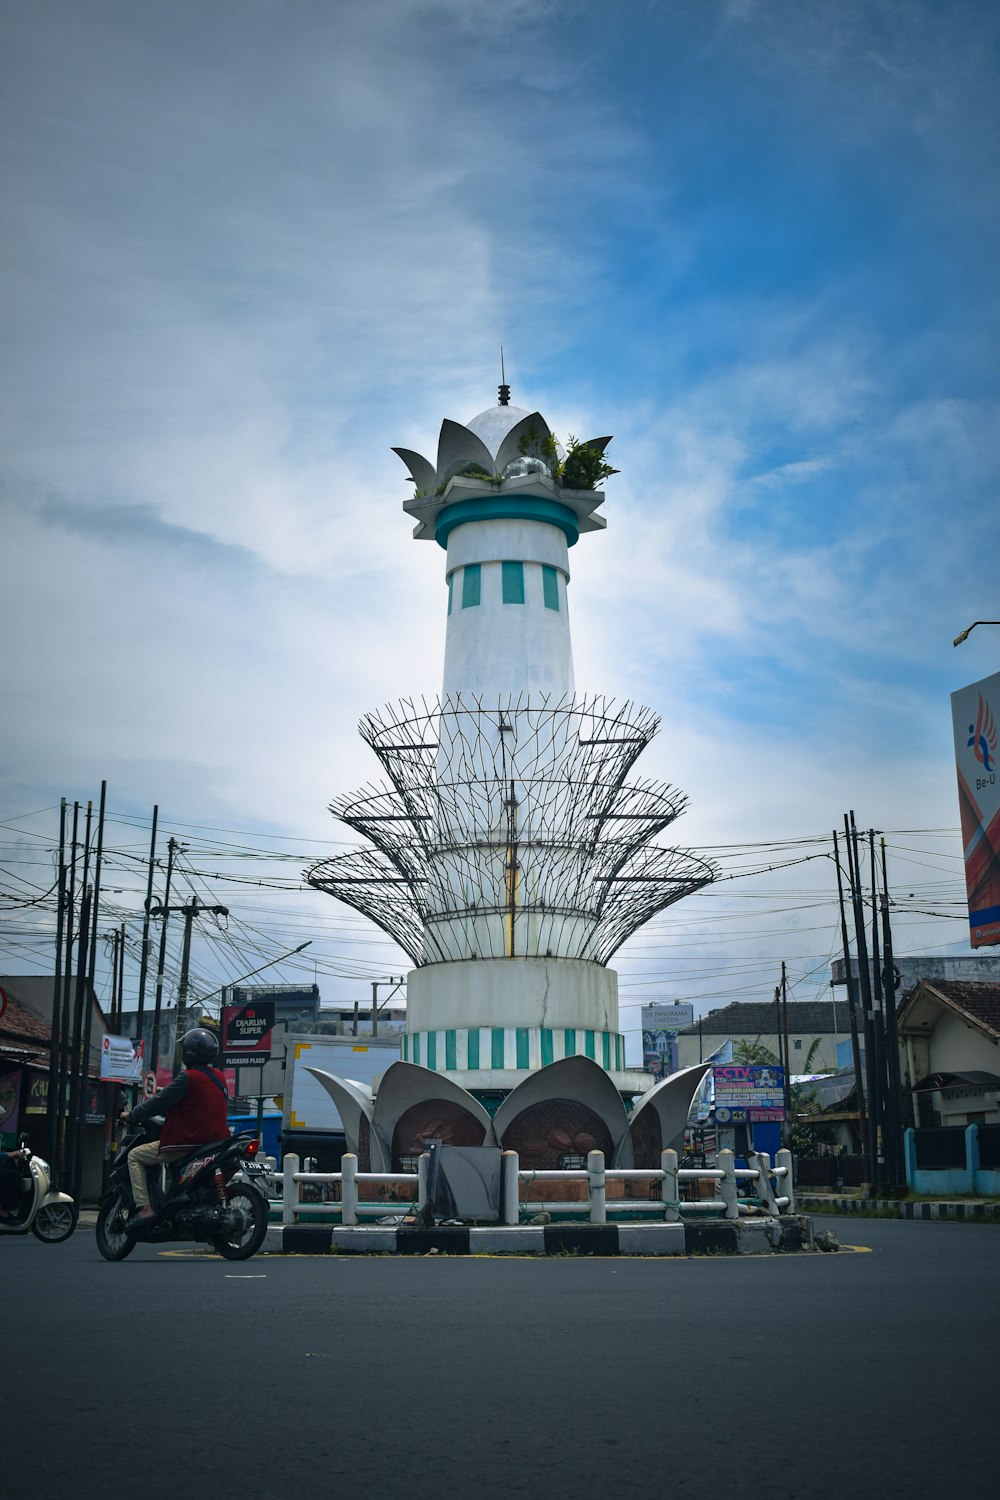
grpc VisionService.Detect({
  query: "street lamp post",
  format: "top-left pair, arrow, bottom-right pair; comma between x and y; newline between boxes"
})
197,941 -> 313,1142
953,621 -> 1000,647
196,941 -> 313,1015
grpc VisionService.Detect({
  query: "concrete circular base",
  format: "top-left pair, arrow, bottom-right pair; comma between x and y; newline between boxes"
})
406,955 -> 619,1034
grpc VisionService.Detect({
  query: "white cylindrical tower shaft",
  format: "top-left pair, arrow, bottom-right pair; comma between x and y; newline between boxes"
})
442,517 -> 574,699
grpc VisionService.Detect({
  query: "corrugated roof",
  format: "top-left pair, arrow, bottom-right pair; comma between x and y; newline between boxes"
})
678,1000 -> 853,1036
913,1069 -> 1000,1092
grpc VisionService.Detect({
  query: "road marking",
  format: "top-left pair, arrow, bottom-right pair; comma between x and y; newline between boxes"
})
225,1274 -> 267,1278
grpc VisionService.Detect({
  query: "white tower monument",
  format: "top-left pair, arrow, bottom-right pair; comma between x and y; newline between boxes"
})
309,385 -> 714,1113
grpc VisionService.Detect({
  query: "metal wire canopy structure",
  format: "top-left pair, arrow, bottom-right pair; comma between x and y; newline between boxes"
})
307,694 -> 716,967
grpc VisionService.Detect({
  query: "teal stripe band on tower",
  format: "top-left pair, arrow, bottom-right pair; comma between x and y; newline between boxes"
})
435,497 -> 580,548
404,1027 -> 628,1073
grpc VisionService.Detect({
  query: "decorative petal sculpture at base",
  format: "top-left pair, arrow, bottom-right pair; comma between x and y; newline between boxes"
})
307,1058 -> 711,1174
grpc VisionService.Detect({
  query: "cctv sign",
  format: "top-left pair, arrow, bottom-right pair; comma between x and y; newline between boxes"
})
221,1001 -> 276,1068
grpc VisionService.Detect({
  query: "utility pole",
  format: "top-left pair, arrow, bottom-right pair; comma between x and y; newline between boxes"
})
56,801 -> 80,1180
353,978 -> 405,1037
101,920 -> 126,1191
150,837 -> 180,1073
832,828 -> 869,1171
103,923 -> 127,1027
880,838 -> 904,1186
868,828 -> 888,1184
117,920 -> 126,1028
66,799 -> 93,1205
135,804 -> 159,1035
46,799 -> 67,1169
153,895 -> 228,1072
77,779 -> 107,1198
780,961 -> 792,1134
846,812 -> 882,1189
370,977 -> 404,1038
105,929 -> 119,1021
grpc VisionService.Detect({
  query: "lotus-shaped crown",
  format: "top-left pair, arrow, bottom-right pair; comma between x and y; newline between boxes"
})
393,401 -> 615,544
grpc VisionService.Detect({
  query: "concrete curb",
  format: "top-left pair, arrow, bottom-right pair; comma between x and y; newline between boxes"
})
799,1195 -> 1000,1222
264,1216 -> 812,1256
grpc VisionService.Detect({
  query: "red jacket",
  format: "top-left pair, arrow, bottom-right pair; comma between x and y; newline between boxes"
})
139,1066 -> 231,1151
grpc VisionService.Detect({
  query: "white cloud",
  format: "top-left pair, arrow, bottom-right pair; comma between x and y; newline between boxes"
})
0,0 -> 990,1018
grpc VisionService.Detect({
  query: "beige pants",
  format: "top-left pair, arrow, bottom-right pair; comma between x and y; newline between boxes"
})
127,1140 -> 195,1209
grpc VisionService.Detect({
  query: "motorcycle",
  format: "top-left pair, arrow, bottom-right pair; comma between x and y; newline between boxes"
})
0,1134 -> 77,1243
96,1120 -> 269,1262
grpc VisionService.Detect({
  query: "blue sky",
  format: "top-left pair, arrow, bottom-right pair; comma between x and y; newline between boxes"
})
1,0 -> 997,1035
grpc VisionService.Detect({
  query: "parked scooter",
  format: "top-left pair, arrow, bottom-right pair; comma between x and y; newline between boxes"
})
0,1134 -> 77,1243
96,1119 -> 268,1261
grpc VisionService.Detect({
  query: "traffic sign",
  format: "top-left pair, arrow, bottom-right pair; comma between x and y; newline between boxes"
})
143,1071 -> 158,1099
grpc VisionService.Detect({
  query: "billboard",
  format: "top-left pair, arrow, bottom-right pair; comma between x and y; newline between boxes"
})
712,1064 -> 786,1123
641,1002 -> 695,1079
951,670 -> 1000,947
222,1000 -> 276,1069
99,1035 -> 144,1083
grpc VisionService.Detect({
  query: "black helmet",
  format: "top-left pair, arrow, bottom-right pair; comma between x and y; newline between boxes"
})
181,1027 -> 219,1066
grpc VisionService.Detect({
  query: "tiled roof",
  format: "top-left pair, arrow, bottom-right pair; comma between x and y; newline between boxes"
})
678,1000 -> 853,1036
0,975 -> 105,1065
0,992 -> 51,1048
0,974 -> 103,1026
921,980 -> 1000,1039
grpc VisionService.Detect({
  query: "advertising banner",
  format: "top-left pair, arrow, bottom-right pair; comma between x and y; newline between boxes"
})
99,1035 -> 144,1083
150,1064 -> 237,1094
712,1064 -> 786,1123
0,1067 -> 22,1140
951,670 -> 1000,947
641,1002 -> 694,1079
23,1074 -> 106,1122
24,1074 -> 50,1115
222,1000 -> 275,1069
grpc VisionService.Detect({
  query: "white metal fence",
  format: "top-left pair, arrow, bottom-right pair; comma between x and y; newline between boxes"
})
274,1147 -> 795,1227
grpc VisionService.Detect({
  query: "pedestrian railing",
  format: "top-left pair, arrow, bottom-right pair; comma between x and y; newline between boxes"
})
274,1147 -> 794,1227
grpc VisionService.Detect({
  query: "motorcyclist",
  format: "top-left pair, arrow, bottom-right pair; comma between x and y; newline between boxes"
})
122,1027 -> 230,1228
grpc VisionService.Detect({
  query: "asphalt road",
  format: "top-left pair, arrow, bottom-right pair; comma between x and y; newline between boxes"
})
5,1216 -> 997,1500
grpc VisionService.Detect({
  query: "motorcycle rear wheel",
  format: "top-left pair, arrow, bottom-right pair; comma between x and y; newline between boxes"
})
213,1183 -> 268,1261
32,1203 -> 78,1243
96,1192 -> 136,1261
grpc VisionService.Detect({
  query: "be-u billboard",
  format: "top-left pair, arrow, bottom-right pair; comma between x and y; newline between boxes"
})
951,670 -> 1000,948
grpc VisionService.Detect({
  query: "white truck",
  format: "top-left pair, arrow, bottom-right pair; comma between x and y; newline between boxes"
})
280,1035 -> 401,1153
